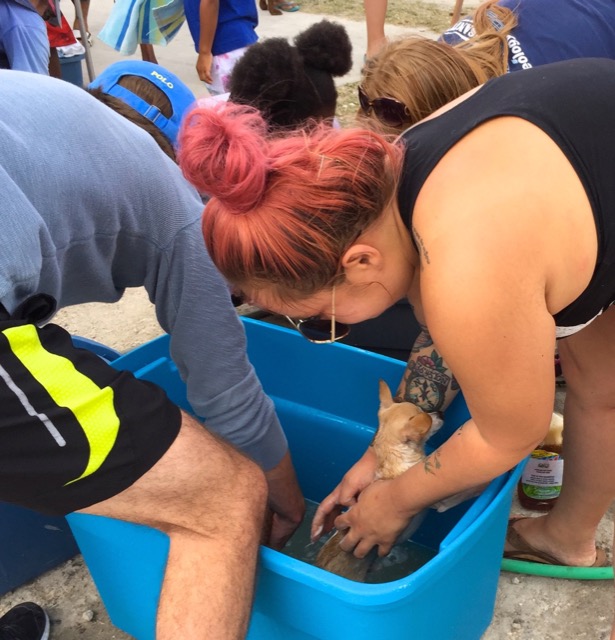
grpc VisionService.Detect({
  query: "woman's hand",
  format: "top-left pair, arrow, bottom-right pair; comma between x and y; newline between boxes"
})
310,446 -> 378,542
264,451 -> 305,549
334,476 -> 415,558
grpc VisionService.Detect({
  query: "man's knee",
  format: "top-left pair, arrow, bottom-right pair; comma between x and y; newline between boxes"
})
223,448 -> 268,517
168,416 -> 269,530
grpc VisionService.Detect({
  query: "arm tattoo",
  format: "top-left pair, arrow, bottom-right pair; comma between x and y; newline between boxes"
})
411,324 -> 434,352
401,347 -> 458,411
423,450 -> 441,475
412,225 -> 430,266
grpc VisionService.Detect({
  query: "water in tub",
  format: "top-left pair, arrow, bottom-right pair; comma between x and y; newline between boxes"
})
281,499 -> 437,583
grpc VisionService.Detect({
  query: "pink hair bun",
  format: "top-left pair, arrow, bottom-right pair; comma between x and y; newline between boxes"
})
178,102 -> 270,213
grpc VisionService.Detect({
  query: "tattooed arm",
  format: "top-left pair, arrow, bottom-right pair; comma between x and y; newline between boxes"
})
398,228 -> 460,413
397,320 -> 460,413
334,171 -> 558,558
311,321 -> 459,539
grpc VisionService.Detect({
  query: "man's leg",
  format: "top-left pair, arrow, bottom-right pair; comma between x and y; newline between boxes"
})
0,321 -> 267,639
79,411 -> 268,640
48,47 -> 61,78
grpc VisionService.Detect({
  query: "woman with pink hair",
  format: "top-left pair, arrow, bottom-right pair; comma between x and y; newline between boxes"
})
179,56 -> 615,637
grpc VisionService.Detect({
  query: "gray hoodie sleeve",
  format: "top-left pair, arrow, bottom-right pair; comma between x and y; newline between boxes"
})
143,213 -> 288,471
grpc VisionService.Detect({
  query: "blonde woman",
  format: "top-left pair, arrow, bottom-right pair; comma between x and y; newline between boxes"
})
359,0 -> 615,134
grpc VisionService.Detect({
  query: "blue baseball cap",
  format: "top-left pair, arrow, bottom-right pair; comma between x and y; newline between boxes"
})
89,61 -> 196,145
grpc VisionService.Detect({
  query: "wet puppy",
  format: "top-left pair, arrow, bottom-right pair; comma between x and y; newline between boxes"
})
315,380 -> 441,582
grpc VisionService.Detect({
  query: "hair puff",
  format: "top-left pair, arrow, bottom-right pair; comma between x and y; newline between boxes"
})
229,38 -> 311,105
294,20 -> 352,77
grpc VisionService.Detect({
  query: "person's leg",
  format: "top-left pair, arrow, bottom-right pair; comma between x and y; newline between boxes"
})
364,0 -> 387,60
79,411 -> 268,640
506,305 -> 615,566
72,0 -> 90,32
139,43 -> 157,63
612,524 -> 615,640
450,0 -> 464,25
48,47 -> 61,78
0,321 -> 267,640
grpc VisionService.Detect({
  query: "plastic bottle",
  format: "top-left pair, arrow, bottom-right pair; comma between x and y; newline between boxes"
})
517,412 -> 564,511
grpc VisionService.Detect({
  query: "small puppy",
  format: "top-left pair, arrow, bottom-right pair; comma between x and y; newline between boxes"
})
315,380 -> 442,582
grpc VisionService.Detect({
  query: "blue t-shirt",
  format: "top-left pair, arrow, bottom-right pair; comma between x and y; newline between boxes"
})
183,0 -> 258,57
441,0 -> 615,72
0,0 -> 49,74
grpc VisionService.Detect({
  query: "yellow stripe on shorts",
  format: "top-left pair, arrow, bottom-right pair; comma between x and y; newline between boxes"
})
3,324 -> 120,485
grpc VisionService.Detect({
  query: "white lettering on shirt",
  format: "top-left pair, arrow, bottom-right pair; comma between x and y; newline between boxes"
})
506,34 -> 532,70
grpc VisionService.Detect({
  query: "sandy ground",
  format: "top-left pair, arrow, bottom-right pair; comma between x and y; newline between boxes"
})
2,1 -> 615,638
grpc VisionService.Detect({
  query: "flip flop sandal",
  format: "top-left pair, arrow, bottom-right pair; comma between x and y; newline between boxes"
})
274,1 -> 300,11
73,29 -> 93,46
504,516 -> 609,567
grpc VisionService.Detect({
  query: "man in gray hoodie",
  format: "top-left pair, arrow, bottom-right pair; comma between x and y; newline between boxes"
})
0,68 -> 304,640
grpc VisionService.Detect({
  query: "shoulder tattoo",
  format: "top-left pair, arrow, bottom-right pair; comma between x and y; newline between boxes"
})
412,225 -> 430,266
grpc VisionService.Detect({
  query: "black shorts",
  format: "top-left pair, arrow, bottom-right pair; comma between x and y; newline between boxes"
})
0,320 -> 181,516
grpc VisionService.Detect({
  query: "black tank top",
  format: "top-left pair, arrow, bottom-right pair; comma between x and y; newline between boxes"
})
397,58 -> 615,338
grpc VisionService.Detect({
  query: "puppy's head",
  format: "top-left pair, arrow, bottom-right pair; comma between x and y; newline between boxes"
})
375,379 -> 433,447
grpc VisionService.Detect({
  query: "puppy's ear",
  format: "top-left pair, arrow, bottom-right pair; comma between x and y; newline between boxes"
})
401,412 -> 432,444
378,379 -> 394,409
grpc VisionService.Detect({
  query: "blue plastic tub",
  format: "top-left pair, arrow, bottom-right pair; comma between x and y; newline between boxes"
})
67,318 -> 522,640
71,335 -> 122,363
0,504 -> 79,596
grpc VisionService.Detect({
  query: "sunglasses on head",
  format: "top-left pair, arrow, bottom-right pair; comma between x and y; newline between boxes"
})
358,85 -> 411,129
285,286 -> 350,344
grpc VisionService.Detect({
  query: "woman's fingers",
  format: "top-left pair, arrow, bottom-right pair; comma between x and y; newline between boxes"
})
311,493 -> 342,541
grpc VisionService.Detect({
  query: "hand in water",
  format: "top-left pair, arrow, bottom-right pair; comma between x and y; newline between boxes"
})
311,446 -> 378,542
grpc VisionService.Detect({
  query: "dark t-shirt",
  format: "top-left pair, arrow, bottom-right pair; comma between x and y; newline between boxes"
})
441,0 -> 615,72
397,58 -> 615,337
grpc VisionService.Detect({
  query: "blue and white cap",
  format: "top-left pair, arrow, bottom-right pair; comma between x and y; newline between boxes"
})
89,61 -> 196,145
